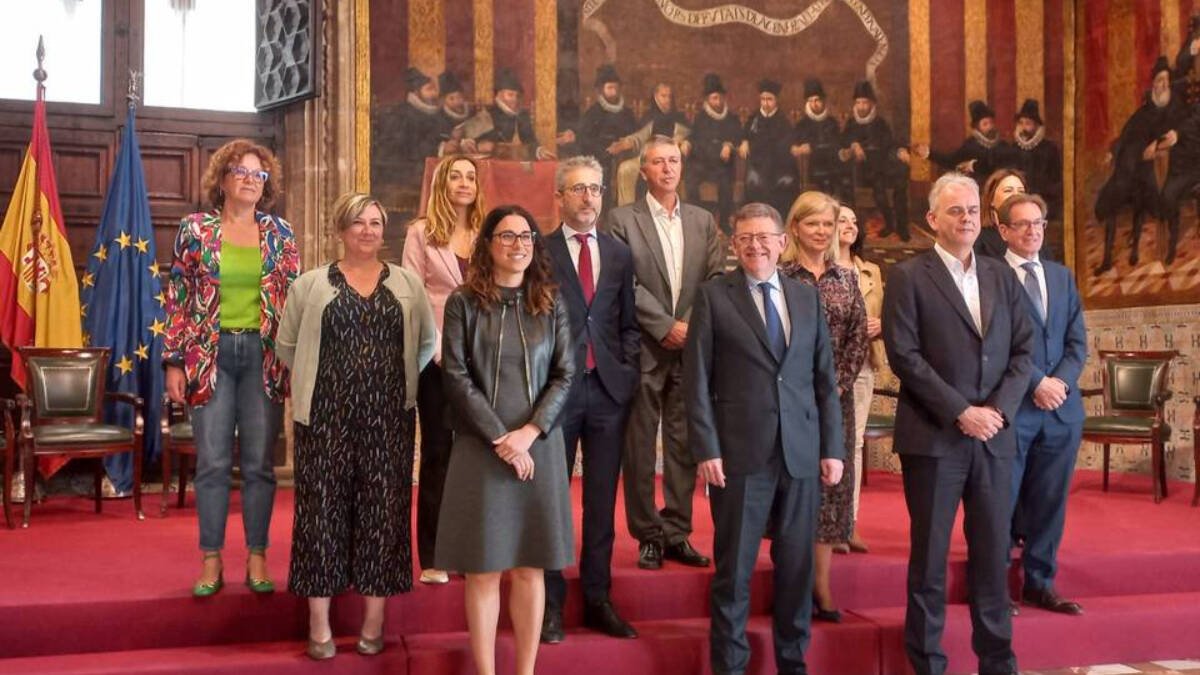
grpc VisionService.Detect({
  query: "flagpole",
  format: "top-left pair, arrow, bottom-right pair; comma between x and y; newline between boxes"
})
29,36 -> 46,309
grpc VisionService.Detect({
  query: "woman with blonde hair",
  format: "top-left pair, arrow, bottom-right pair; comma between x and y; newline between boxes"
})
278,192 -> 437,659
402,154 -> 485,584
780,191 -> 868,621
164,138 -> 298,598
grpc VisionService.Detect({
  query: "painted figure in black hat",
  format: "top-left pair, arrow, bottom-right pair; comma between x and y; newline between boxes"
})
461,67 -> 548,160
576,64 -> 637,209
792,78 -> 847,199
925,100 -> 1008,185
437,71 -> 472,155
683,72 -> 743,232
1008,99 -> 1062,223
377,67 -> 445,187
840,80 -> 914,241
1092,56 -> 1185,275
739,78 -> 797,217
610,82 -> 691,205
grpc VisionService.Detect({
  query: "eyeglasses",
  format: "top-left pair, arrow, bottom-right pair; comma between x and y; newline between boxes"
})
1004,218 -> 1047,232
733,233 -> 783,246
228,166 -> 270,183
492,231 -> 537,247
564,183 -> 605,197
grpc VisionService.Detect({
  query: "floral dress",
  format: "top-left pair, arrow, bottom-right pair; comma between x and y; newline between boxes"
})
783,262 -> 869,543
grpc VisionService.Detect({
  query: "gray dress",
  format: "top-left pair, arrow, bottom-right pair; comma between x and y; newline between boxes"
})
434,287 -> 575,572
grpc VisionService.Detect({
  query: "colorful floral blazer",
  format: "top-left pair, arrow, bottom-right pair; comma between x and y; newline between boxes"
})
163,211 -> 300,406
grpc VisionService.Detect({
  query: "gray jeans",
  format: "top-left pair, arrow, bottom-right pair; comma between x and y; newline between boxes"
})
191,331 -> 282,552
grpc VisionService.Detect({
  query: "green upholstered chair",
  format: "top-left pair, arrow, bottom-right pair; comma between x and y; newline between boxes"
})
1,398 -> 16,529
159,394 -> 196,515
861,388 -> 899,488
1081,350 -> 1177,503
16,347 -> 145,527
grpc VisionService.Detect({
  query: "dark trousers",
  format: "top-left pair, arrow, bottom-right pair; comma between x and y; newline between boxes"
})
623,353 -> 695,547
901,446 -> 1016,675
1011,415 -> 1081,592
861,174 -> 910,239
416,362 -> 453,569
546,371 -> 629,608
709,458 -> 818,675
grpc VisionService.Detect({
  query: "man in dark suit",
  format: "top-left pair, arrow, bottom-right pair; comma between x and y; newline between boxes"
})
541,156 -> 641,643
995,193 -> 1087,616
883,173 -> 1034,675
608,136 -> 725,572
685,202 -> 844,675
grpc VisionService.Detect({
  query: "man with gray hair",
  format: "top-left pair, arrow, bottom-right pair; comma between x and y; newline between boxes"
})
608,136 -> 725,573
541,155 -> 641,643
883,173 -> 1034,675
686,201 -> 843,675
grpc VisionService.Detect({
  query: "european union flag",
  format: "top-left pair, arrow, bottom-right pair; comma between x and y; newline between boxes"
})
81,105 -> 165,493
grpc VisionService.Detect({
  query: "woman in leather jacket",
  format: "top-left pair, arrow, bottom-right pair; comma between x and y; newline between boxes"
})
435,205 -> 576,675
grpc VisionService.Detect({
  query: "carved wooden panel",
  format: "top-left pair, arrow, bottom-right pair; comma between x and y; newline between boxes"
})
255,0 -> 321,110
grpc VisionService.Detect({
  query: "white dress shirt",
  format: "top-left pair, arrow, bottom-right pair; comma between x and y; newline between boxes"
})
746,269 -> 791,345
1004,249 -> 1047,317
646,192 -> 684,311
561,222 -> 601,287
933,242 -> 982,334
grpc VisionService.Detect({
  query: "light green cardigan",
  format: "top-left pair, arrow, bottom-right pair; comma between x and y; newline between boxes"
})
276,262 -> 437,425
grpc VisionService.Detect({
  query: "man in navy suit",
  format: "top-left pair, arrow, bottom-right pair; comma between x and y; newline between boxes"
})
883,173 -> 1034,675
542,156 -> 641,643
996,193 -> 1087,615
685,202 -> 844,675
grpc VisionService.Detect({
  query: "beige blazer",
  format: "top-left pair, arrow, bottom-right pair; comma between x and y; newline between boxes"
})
855,255 -> 887,371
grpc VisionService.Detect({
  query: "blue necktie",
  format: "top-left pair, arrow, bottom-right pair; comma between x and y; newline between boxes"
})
760,282 -> 785,360
1021,261 -> 1046,321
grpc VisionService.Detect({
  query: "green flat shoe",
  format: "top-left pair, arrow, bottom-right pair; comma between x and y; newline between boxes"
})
192,572 -> 224,597
245,573 -> 275,594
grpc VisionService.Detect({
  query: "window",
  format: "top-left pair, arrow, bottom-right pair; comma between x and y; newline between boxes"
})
0,0 -> 103,104
142,0 -> 256,112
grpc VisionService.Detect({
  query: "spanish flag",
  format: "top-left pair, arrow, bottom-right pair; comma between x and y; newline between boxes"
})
0,88 -> 83,407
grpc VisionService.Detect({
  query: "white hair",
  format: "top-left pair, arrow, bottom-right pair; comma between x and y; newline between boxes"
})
928,172 -> 979,212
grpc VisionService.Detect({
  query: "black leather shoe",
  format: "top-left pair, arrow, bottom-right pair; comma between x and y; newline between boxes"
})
812,605 -> 842,623
584,600 -> 638,639
1022,587 -> 1083,615
663,540 -> 710,567
540,607 -> 565,644
637,541 -> 663,570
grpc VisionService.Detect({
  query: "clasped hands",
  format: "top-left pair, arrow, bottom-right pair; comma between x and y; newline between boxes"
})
956,405 -> 1004,441
493,424 -> 541,481
1032,376 -> 1069,411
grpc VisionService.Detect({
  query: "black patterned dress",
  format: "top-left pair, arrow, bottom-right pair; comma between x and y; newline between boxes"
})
288,264 -> 413,597
783,262 -> 869,544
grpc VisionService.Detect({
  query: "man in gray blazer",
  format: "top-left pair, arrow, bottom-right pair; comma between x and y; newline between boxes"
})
883,173 -> 1034,675
685,202 -> 844,675
607,136 -> 725,570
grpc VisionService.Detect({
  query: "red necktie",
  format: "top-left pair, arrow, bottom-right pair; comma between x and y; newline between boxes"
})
575,233 -> 596,370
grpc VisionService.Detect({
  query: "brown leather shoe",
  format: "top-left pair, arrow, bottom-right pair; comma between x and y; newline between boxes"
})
1021,587 -> 1083,615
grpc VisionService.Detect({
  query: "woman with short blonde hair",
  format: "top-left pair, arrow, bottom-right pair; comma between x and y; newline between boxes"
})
278,191 -> 437,659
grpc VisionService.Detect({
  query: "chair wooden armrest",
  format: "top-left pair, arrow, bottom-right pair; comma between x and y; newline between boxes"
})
105,391 -> 145,410
1080,387 -> 1103,398
15,394 -> 32,440
1153,391 -> 1174,407
872,388 -> 899,399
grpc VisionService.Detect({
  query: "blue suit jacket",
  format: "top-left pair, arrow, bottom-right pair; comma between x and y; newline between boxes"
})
1012,257 -> 1088,427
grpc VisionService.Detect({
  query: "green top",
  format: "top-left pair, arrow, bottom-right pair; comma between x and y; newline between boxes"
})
220,243 -> 262,330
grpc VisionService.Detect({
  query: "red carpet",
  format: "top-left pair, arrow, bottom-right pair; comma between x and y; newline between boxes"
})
2,469 -> 1199,673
